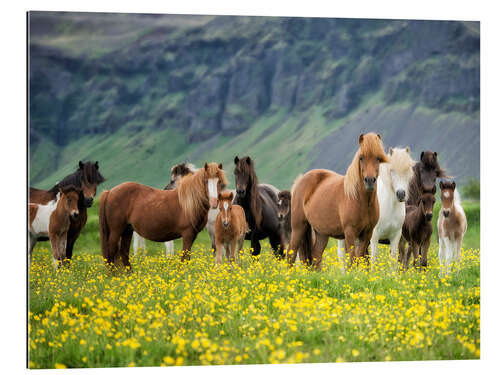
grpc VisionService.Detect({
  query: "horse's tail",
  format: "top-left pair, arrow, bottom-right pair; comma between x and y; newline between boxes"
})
99,190 -> 110,260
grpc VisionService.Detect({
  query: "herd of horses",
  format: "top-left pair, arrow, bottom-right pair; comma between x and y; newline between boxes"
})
28,132 -> 467,274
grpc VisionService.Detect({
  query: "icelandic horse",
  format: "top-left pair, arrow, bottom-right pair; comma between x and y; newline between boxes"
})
288,133 -> 389,270
99,162 -> 227,271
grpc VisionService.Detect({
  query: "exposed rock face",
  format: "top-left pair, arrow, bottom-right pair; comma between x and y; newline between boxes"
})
29,13 -> 479,186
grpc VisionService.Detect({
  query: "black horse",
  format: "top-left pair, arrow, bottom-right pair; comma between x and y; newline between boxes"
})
29,161 -> 105,259
233,156 -> 285,258
407,151 -> 446,206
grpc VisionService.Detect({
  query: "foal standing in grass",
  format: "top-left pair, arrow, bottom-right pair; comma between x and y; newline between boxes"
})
214,191 -> 248,265
29,185 -> 81,268
399,187 -> 436,270
437,180 -> 467,273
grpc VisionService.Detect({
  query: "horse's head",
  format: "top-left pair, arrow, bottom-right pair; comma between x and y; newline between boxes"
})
418,151 -> 446,193
79,161 -> 105,207
165,163 -> 196,190
357,133 -> 390,192
218,191 -> 234,228
439,180 -> 456,218
234,156 -> 256,198
277,190 -> 291,222
387,147 -> 415,202
59,185 -> 81,220
204,162 -> 227,209
418,185 -> 437,222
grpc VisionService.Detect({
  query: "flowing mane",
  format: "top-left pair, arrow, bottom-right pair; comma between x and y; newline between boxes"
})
177,162 -> 227,228
344,133 -> 389,199
379,147 -> 415,189
49,161 -> 105,193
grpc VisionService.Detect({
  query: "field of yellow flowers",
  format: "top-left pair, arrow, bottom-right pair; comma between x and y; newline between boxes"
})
28,237 -> 480,369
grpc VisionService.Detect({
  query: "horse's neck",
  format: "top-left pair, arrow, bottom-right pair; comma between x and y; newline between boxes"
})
357,187 -> 378,208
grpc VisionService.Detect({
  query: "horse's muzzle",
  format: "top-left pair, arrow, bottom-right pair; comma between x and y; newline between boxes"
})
236,189 -> 246,197
364,177 -> 376,192
71,212 -> 79,220
425,213 -> 433,221
396,189 -> 406,202
223,221 -> 229,228
84,197 -> 94,207
443,210 -> 450,218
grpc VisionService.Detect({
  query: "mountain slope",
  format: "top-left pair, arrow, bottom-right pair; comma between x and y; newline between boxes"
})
29,13 -> 480,190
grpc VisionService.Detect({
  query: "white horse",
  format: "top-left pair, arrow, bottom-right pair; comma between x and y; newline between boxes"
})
437,180 -> 467,274
338,147 -> 414,270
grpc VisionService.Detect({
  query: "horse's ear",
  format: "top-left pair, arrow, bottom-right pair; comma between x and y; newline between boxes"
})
234,156 -> 239,165
377,133 -> 381,139
218,192 -> 222,201
204,163 -> 208,171
246,157 -> 252,165
229,191 -> 234,201
406,147 -> 410,154
452,181 -> 456,190
432,185 -> 437,195
218,163 -> 223,170
434,151 -> 438,157
420,151 -> 424,161
79,161 -> 84,169
439,181 -> 444,190
95,161 -> 99,170
389,147 -> 393,156
358,133 -> 364,144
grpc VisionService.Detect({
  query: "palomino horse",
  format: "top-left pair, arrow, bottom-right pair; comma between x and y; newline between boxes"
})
233,156 -> 285,258
29,185 -> 81,268
399,186 -> 436,270
367,147 -> 415,269
407,151 -> 446,206
437,180 -> 467,273
289,133 -> 389,270
29,161 -> 105,259
132,162 -> 197,256
277,190 -> 292,249
99,163 -> 227,270
214,191 -> 248,265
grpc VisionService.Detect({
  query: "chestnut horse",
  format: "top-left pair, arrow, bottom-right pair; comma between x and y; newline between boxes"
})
99,163 -> 227,270
214,191 -> 248,265
288,133 -> 389,270
233,156 -> 285,258
277,190 -> 292,248
29,161 -> 105,259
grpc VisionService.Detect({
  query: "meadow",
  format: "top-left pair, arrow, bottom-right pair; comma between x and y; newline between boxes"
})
28,201 -> 480,368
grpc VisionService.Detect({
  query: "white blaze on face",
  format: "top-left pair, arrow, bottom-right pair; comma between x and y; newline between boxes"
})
443,191 -> 450,198
208,178 -> 218,200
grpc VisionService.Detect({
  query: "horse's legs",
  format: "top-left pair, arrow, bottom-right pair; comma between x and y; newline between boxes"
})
344,226 -> 357,268
438,236 -> 446,273
165,241 -> 175,257
288,221 -> 308,266
132,232 -> 140,256
269,233 -> 284,259
369,233 -> 379,271
49,233 -> 60,269
180,230 -> 197,262
398,236 -> 407,268
28,234 -> 36,268
389,230 -> 402,270
310,232 -> 329,271
237,237 -> 244,265
209,230 -> 217,254
420,235 -> 431,269
65,209 -> 87,260
250,233 -> 261,257
118,225 -> 133,271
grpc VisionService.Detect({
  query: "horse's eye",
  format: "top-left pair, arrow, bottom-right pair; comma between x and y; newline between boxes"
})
67,198 -> 70,204
359,156 -> 364,162
377,157 -> 382,162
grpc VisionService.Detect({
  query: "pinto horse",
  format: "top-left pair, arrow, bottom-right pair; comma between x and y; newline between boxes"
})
99,163 -> 227,270
29,161 -> 105,259
233,156 -> 285,258
288,133 -> 389,270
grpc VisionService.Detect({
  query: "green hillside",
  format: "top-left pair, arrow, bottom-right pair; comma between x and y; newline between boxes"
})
29,13 -> 479,191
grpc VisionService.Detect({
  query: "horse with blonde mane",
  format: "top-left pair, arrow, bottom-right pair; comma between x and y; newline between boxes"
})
288,133 -> 389,270
99,162 -> 227,270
